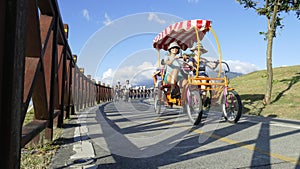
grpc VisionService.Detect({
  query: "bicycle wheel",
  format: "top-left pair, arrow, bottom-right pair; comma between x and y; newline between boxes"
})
153,87 -> 166,114
222,90 -> 242,123
185,85 -> 203,125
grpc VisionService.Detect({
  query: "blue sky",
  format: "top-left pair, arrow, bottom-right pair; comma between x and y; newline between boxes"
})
58,0 -> 300,86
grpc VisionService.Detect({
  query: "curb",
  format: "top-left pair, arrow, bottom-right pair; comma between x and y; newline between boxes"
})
50,106 -> 101,169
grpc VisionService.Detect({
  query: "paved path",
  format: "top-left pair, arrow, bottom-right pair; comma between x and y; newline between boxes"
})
50,100 -> 300,169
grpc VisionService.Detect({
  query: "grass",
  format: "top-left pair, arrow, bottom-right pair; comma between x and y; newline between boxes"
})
23,108 -> 34,126
229,65 -> 300,120
20,134 -> 62,169
21,108 -> 64,169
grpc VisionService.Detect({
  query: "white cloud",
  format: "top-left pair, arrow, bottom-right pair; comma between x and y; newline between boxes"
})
103,13 -> 112,26
97,60 -> 257,87
98,62 -> 156,86
225,60 -> 259,74
137,62 -> 154,69
148,13 -> 166,24
94,68 -> 113,86
102,68 -> 113,79
82,9 -> 90,21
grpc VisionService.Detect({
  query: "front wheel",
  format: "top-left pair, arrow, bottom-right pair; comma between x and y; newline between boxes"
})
185,86 -> 203,125
222,90 -> 242,123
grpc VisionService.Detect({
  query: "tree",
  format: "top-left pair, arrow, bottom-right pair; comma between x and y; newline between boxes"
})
236,0 -> 300,104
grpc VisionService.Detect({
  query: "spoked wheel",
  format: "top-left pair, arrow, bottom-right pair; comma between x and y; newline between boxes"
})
185,85 -> 203,125
153,87 -> 166,115
222,90 -> 242,123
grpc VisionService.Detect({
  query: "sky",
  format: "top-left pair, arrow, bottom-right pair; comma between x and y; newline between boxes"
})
57,0 -> 300,86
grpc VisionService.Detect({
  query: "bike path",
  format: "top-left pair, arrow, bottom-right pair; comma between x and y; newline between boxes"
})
50,101 -> 300,169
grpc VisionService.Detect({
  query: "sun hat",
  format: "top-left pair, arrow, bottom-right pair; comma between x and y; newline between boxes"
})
190,43 -> 208,54
168,41 -> 180,50
168,41 -> 180,53
154,68 -> 161,75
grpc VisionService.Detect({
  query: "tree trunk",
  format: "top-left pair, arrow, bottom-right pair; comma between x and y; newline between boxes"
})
264,30 -> 274,105
264,2 -> 279,105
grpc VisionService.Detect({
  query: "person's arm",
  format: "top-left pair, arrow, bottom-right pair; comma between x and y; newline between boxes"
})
164,55 -> 173,65
165,55 -> 180,65
205,59 -> 219,70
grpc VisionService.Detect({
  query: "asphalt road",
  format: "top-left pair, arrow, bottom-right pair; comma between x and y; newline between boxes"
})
50,99 -> 300,169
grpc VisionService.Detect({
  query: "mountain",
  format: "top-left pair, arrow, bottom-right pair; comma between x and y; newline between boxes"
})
132,79 -> 154,89
133,71 -> 243,88
226,72 -> 244,79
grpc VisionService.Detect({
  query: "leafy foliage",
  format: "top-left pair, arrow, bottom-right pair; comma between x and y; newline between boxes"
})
236,0 -> 300,105
236,0 -> 300,38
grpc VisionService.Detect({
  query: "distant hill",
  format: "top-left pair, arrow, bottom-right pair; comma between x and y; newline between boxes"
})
133,71 -> 243,89
227,71 -> 243,79
132,79 -> 154,89
229,65 -> 300,120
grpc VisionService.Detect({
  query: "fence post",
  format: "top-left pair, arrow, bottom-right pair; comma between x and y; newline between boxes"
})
0,0 -> 28,168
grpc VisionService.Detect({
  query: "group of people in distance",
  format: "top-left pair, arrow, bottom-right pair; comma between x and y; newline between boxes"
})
153,41 -> 219,106
114,80 -> 153,102
114,80 -> 132,102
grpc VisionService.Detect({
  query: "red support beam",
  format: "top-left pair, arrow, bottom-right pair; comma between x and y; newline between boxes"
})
0,0 -> 28,168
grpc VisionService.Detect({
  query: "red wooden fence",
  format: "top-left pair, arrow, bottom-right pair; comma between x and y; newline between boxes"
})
0,0 -> 112,168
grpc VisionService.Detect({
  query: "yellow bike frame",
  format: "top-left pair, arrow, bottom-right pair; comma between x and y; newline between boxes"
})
188,26 -> 229,93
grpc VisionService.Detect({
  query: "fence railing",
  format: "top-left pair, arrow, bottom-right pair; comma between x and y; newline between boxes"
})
0,0 -> 112,168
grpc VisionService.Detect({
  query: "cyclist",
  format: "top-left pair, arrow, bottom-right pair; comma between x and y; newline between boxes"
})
162,41 -> 191,107
124,80 -> 132,102
188,43 -> 219,106
114,81 -> 122,102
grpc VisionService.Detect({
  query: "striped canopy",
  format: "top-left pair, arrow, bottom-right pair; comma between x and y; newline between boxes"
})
153,19 -> 211,51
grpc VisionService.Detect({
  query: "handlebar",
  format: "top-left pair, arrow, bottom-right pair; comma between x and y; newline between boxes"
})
221,61 -> 230,73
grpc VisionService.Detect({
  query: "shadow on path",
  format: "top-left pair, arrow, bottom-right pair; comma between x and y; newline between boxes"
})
86,101 -> 300,169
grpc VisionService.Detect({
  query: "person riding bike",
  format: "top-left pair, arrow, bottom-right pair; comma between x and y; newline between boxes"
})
188,43 -> 219,106
114,81 -> 122,102
162,42 -> 189,102
124,80 -> 132,102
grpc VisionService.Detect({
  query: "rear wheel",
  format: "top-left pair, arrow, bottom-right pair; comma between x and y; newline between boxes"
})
185,85 -> 203,125
222,90 -> 242,123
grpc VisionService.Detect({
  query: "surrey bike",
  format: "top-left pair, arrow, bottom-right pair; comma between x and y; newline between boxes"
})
152,19 -> 242,125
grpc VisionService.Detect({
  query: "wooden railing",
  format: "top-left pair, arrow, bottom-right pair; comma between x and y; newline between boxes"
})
0,0 -> 112,168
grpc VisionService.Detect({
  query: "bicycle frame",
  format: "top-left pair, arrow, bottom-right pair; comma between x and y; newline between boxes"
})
187,26 -> 227,92
152,19 -> 242,124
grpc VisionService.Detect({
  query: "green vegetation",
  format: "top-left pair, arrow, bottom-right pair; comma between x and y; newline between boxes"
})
21,107 -> 64,168
21,139 -> 60,169
236,0 -> 300,104
23,108 -> 34,126
21,128 -> 62,169
230,65 -> 300,120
